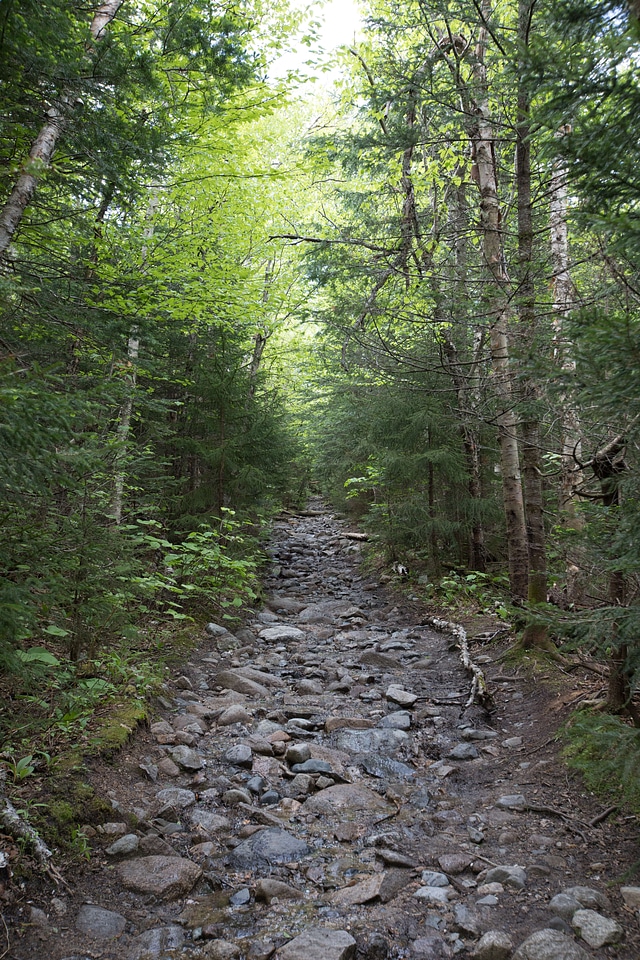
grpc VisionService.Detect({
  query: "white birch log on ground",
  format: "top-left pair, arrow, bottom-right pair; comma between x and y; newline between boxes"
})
425,616 -> 492,708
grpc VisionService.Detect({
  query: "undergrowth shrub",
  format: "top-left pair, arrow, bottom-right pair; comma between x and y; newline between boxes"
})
563,711 -> 640,813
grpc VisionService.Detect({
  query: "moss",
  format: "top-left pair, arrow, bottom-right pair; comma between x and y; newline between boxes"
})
92,699 -> 147,755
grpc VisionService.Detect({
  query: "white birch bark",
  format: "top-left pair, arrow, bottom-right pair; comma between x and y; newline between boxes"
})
0,1 -> 124,259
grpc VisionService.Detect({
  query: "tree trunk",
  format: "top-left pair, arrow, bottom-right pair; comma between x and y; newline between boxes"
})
470,1 -> 529,599
0,1 -> 124,259
517,0 -> 550,647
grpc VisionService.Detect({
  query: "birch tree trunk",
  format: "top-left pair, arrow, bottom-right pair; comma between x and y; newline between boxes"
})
0,0 -> 124,259
470,2 -> 529,598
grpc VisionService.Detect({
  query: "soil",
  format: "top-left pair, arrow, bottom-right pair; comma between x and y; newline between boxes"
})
1,502 -> 639,960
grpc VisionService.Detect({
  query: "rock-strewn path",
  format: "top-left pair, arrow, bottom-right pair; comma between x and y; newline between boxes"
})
9,503 -> 640,959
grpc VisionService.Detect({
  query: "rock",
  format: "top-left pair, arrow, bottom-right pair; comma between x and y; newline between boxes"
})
286,743 -> 312,765
512,930 -> 590,960
385,685 -> 417,708
259,625 -> 306,642
621,885 -> 640,908
571,909 -> 623,948
485,865 -> 526,890
331,874 -> 384,905
288,773 -> 313,796
333,728 -> 408,756
291,759 -> 333,775
359,932 -> 389,960
217,704 -> 252,725
236,666 -> 286,688
139,759 -> 159,781
549,892 -> 581,920
126,924 -> 185,959
448,743 -> 479,761
117,856 -> 202,900
277,927 -> 356,960
170,745 -> 204,771
189,810 -> 231,834
155,787 -> 196,809
452,903 -> 481,935
495,794 -> 527,811
410,935 -> 452,959
379,711 -> 412,730
229,828 -> 309,866
420,871 -> 449,887
472,931 -> 513,960
224,743 -> 253,768
157,757 -> 181,778
302,782 -> 392,816
248,941 -> 277,960
201,940 -> 241,960
216,670 -> 269,697
222,788 -> 252,806
563,884 -> 610,910
359,651 -> 401,669
206,622 -> 231,637
297,679 -> 324,695
378,869 -> 414,902
255,878 -> 304,903
150,720 -> 174,737
75,904 -> 126,940
360,753 -> 414,780
105,834 -> 139,857
413,886 -> 454,904
438,854 -> 471,874
230,888 -> 251,905
325,717 -> 375,733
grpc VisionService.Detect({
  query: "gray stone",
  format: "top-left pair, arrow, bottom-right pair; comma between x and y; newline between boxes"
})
420,871 -> 449,887
410,935 -> 452,959
385,685 -> 417,708
485,865 -> 526,890
448,743 -> 479,761
476,896 -> 498,906
224,743 -> 253,767
512,930 -> 590,960
452,903 -> 480,935
286,743 -> 311,765
289,773 -> 313,796
413,886 -> 454,904
302,782 -> 392,816
170,745 -> 204,771
379,711 -> 412,730
230,888 -> 251,905
571,909 -> 623,948
298,600 -> 363,623
359,650 -> 401,669
472,931 -> 513,960
217,704 -> 252,726
360,753 -> 415,780
259,625 -> 306,642
126,924 -> 185,959
75,905 -> 126,940
206,622 -> 231,637
438,854 -> 471,874
155,787 -> 196,809
117,856 -> 202,900
229,828 -> 309,866
236,666 -> 286,688
216,669 -> 268,697
291,759 -> 333,775
496,794 -> 527,811
563,885 -> 610,910
549,892 -> 581,920
334,728 -> 409,756
189,809 -> 231,834
105,834 -> 139,857
277,927 -> 356,960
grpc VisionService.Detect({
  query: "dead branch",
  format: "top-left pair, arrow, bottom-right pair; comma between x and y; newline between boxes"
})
424,616 -> 492,708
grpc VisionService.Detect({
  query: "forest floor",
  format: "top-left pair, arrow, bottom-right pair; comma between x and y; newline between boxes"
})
2,500 -> 639,960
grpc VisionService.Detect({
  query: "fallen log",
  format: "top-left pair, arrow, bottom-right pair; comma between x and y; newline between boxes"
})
424,616 -> 492,709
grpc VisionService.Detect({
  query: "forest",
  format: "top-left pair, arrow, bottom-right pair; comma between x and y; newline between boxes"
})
1,0 -> 640,846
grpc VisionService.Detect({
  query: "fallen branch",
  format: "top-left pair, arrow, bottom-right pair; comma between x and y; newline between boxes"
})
424,616 -> 492,709
588,805 -> 618,827
0,793 -> 65,886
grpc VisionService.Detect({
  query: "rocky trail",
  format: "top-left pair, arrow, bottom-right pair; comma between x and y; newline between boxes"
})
6,503 -> 640,960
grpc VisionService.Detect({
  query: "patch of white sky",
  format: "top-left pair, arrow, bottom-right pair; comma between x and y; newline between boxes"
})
270,0 -> 364,85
